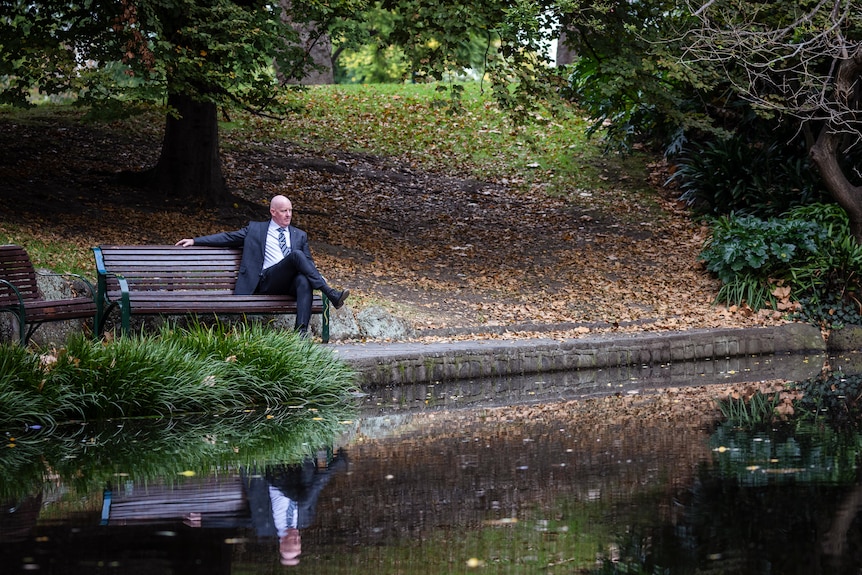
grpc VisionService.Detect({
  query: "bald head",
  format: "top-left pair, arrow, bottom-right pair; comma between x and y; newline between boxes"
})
270,195 -> 293,228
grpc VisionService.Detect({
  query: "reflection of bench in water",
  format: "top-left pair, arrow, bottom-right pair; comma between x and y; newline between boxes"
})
101,477 -> 247,526
100,451 -> 345,527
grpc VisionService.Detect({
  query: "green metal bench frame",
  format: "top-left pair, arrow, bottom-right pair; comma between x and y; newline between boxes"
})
0,244 -> 97,345
93,245 -> 331,342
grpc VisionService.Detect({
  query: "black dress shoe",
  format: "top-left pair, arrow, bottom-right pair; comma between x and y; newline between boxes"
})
329,289 -> 349,309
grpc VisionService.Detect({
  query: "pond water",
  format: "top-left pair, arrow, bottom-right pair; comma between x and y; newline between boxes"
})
3,353 -> 862,574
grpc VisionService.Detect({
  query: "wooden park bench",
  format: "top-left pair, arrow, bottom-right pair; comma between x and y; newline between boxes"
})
93,245 -> 331,342
0,244 -> 97,345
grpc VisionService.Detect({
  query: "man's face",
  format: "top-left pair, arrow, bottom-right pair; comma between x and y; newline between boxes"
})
271,200 -> 292,228
280,528 -> 301,566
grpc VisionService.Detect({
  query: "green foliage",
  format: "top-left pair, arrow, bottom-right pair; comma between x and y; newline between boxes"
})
708,420 -> 862,485
714,273 -> 775,313
791,372 -> 862,430
332,1 -> 491,84
792,294 -> 862,331
560,0 -> 711,152
0,0 -> 365,113
671,136 -> 828,217
699,204 -> 862,314
0,322 -> 357,427
0,343 -> 68,428
699,213 -> 821,285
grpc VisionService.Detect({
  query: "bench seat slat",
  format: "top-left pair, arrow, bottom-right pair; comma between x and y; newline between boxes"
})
106,292 -> 324,314
22,299 -> 98,321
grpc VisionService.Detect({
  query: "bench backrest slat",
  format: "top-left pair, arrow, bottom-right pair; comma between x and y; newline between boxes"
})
97,245 -> 244,293
0,245 -> 40,304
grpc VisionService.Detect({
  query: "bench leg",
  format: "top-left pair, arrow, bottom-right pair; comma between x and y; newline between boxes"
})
321,297 -> 330,344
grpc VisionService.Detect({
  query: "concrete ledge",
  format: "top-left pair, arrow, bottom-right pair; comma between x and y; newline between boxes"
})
331,323 -> 825,387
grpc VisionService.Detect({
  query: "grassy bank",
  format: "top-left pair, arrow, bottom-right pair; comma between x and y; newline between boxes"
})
0,321 -> 358,429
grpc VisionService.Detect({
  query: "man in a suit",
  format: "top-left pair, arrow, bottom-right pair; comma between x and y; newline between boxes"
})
175,194 -> 348,336
243,450 -> 348,566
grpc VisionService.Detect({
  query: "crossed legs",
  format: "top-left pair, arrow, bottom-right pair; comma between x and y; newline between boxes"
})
257,251 -> 347,333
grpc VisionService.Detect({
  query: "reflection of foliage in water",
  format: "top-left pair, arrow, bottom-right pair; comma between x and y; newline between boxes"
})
592,534 -> 671,574
587,424 -> 862,574
708,421 -> 862,485
717,370 -> 862,430
792,371 -> 862,428
0,405 -> 355,502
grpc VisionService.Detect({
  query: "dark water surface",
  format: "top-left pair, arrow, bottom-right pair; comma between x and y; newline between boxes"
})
3,352 -> 862,574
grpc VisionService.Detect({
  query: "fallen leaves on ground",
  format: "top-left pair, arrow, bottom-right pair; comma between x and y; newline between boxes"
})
0,116 -> 789,344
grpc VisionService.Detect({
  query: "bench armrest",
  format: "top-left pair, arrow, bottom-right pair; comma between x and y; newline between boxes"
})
0,277 -> 26,314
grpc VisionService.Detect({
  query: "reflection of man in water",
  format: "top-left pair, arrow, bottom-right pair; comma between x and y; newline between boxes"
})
268,480 -> 302,565
244,449 -> 348,566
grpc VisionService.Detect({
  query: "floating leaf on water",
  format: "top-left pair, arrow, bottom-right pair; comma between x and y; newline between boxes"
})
484,517 -> 518,526
224,538 -> 248,544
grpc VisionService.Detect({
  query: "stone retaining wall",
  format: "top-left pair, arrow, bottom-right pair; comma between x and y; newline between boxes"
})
334,323 -> 826,387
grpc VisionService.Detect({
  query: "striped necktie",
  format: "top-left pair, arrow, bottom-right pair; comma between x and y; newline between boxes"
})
286,499 -> 298,528
277,227 -> 290,256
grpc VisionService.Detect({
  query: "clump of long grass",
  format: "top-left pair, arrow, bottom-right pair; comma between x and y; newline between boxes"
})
0,321 -> 358,426
0,343 -> 74,429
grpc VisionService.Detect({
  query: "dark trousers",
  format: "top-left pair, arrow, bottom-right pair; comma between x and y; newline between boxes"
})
257,251 -> 329,329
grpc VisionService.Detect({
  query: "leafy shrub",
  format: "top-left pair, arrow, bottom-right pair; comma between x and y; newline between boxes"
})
670,136 -> 828,217
792,293 -> 862,330
699,212 -> 821,309
700,203 -> 862,317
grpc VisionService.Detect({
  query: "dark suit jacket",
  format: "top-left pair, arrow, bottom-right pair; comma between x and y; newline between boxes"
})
193,221 -> 312,295
242,453 -> 347,535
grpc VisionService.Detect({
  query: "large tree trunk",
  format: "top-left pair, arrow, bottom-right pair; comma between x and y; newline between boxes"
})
810,129 -> 862,242
278,0 -> 334,85
556,28 -> 577,67
809,52 -> 862,243
147,92 -> 226,202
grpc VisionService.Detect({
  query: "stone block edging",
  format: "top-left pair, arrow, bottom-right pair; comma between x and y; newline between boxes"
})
333,323 -> 826,387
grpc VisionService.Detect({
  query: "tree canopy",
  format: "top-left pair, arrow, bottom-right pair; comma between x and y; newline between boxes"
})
0,0 -> 367,108
1,0 -> 367,200
3,0 -> 861,224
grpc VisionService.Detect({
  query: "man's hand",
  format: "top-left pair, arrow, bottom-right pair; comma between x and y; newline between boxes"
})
175,239 -> 194,247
